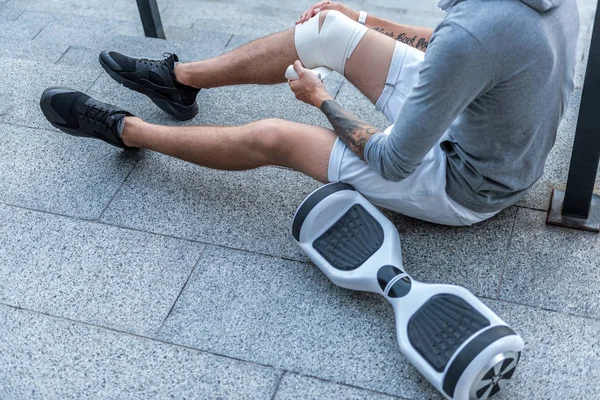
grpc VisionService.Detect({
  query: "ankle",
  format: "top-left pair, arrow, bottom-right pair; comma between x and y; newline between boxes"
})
174,63 -> 200,89
120,116 -> 148,147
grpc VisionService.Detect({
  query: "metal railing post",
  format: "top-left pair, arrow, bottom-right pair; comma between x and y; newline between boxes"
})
136,0 -> 166,39
546,1 -> 600,232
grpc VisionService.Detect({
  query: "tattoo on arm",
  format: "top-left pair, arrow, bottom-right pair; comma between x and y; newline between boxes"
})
320,100 -> 380,160
373,27 -> 429,50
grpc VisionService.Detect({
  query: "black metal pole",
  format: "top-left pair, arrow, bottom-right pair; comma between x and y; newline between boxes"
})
136,0 -> 166,39
561,0 -> 600,218
546,1 -> 600,232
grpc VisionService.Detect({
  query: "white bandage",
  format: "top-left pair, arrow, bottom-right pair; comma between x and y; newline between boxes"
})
294,10 -> 369,76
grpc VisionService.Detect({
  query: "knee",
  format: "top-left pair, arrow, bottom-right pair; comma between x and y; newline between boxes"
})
295,8 -> 367,74
247,118 -> 288,158
318,9 -> 344,31
318,10 -> 331,31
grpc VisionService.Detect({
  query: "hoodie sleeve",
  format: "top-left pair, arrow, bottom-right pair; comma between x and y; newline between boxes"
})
363,21 -> 496,182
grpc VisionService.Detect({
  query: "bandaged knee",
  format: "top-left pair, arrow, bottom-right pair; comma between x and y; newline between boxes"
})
294,10 -> 368,75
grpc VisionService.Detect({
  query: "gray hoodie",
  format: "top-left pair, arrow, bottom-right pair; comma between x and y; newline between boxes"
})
363,0 -> 580,213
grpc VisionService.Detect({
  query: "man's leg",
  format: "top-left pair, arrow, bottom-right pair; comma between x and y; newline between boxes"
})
175,29 -> 298,88
175,11 -> 396,103
121,116 -> 337,183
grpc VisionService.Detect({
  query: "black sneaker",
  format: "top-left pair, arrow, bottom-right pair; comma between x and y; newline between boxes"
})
40,87 -> 133,149
99,51 -> 199,121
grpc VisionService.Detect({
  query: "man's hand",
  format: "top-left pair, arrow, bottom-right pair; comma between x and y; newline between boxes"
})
296,1 -> 358,25
288,61 -> 333,108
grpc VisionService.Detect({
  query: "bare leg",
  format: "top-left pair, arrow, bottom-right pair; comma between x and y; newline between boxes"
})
176,13 -> 396,104
344,30 -> 396,104
121,117 -> 337,183
176,29 -> 298,88
320,11 -> 396,104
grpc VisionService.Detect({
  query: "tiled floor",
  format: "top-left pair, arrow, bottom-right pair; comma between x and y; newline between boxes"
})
1,0 -> 598,398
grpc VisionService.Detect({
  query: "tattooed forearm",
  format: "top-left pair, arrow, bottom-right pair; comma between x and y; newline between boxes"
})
320,100 -> 380,160
373,27 -> 429,50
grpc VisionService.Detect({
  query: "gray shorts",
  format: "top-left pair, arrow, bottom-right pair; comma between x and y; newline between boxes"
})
327,42 -> 497,226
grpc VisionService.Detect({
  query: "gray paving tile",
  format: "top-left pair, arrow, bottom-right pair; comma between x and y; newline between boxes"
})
275,373 -> 404,400
162,1 -> 300,38
0,3 -> 22,20
159,245 -> 600,399
164,0 -> 443,41
32,10 -> 228,56
385,207 -> 518,298
0,36 -> 68,63
226,34 -> 255,49
0,204 -> 205,335
158,245 -> 440,399
368,0 -> 443,13
0,304 -> 280,400
0,58 -> 100,129
499,208 -> 600,319
4,0 -> 169,21
30,12 -> 145,48
55,31 -> 231,75
53,46 -> 106,73
0,9 -> 49,40
100,152 -> 321,260
489,300 -> 600,400
105,32 -> 232,62
0,124 -> 139,219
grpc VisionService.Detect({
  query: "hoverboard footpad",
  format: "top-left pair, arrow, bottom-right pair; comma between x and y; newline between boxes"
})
408,294 -> 491,372
313,204 -> 384,271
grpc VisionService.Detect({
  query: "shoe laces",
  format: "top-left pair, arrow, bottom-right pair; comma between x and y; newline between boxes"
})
139,53 -> 176,73
84,103 -> 113,128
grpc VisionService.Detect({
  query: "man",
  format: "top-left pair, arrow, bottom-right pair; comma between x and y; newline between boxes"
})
40,0 -> 579,226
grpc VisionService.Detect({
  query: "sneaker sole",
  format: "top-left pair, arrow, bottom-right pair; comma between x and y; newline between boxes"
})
99,55 -> 199,121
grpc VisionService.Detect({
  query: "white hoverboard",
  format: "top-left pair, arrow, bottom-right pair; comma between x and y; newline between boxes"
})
292,183 -> 524,400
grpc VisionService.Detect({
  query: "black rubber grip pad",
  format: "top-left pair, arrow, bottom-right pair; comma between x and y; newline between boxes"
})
292,183 -> 355,241
407,294 -> 491,372
313,204 -> 384,271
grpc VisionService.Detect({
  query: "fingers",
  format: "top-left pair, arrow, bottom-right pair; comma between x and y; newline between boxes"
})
288,79 -> 300,92
297,0 -> 331,24
292,60 -> 306,77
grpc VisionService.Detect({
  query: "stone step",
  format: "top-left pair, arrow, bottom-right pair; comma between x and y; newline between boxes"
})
0,204 -> 205,335
156,244 -> 600,399
2,0 -> 169,22
0,122 -> 138,220
274,374 -> 403,400
0,58 -> 100,129
52,32 -> 232,74
0,304 -> 279,399
161,0 -> 444,41
0,7 -> 50,40
0,36 -> 68,63
500,208 -> 600,320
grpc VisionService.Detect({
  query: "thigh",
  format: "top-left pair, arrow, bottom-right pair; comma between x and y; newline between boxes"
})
329,136 -> 469,226
268,119 -> 338,184
344,29 -> 397,104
